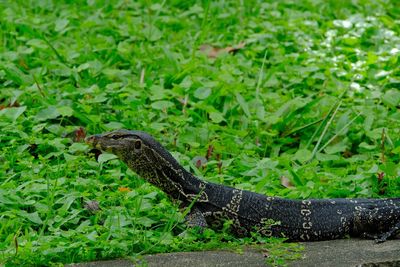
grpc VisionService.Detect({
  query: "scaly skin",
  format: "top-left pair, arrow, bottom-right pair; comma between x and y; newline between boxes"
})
86,129 -> 400,242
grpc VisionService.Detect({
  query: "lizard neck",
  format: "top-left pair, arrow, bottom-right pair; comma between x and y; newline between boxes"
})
122,144 -> 204,200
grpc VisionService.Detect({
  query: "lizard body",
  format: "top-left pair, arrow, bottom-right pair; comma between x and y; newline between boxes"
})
86,129 -> 400,242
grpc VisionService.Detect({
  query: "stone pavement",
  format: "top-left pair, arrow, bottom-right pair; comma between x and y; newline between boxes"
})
66,238 -> 400,267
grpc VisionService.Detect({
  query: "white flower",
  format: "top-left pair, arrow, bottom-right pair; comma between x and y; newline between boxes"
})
333,20 -> 352,29
375,70 -> 391,79
350,82 -> 362,92
390,48 -> 399,55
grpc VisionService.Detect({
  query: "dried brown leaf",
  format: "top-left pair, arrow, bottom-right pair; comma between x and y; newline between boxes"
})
64,127 -> 87,142
200,42 -> 246,58
281,175 -> 295,189
0,100 -> 20,110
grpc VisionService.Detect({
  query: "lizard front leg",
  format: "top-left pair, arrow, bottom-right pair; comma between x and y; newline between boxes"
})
185,207 -> 208,229
375,221 -> 400,243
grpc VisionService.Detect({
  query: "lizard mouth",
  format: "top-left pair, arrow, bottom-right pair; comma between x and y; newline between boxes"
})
85,134 -> 111,152
85,134 -> 124,154
85,135 -> 99,148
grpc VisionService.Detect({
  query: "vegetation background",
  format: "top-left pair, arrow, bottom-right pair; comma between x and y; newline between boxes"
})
1,0 -> 399,266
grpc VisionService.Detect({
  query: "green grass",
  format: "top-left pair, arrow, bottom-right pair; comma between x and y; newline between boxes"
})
1,0 -> 399,266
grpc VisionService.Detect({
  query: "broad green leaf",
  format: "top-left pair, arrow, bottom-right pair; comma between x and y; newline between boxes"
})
149,85 -> 168,100
380,161 -> 398,177
180,76 -> 192,89
69,143 -> 89,153
194,87 -> 211,100
0,190 -> 20,205
26,38 -> 48,49
257,158 -> 279,169
18,211 -> 43,224
57,106 -> 74,117
209,111 -> 224,123
324,139 -> 348,154
366,128 -> 384,140
46,124 -> 65,135
143,24 -> 162,41
55,18 -> 69,32
0,106 -> 26,121
151,100 -> 174,110
335,112 -> 350,135
366,52 -> 378,65
287,166 -> 304,186
77,63 -> 90,72
64,153 -> 78,162
265,74 -> 279,87
293,149 -> 312,163
235,93 -> 251,117
315,153 -> 340,162
254,99 -> 266,121
17,144 -> 30,153
150,122 -> 167,131
104,121 -> 124,130
87,93 -> 108,103
117,41 -> 133,56
98,153 -> 118,164
392,146 -> 400,154
359,142 -> 376,150
36,106 -> 60,121
382,90 -> 400,108
363,111 -> 374,131
86,231 -> 98,241
137,216 -> 156,227
52,64 -> 72,77
3,63 -> 32,85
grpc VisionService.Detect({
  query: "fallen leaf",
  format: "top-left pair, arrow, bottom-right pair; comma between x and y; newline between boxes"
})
225,42 -> 246,54
18,59 -> 29,70
74,127 -> 86,142
64,127 -> 87,142
0,100 -> 20,110
200,42 -> 246,58
281,176 -> 295,189
118,187 -> 131,193
199,44 -> 221,58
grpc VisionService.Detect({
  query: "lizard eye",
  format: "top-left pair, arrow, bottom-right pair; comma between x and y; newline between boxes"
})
134,140 -> 142,150
111,135 -> 119,140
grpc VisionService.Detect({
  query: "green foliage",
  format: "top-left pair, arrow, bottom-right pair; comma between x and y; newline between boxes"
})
0,0 -> 399,266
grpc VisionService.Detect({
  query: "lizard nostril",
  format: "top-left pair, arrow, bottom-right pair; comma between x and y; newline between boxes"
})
85,135 -> 96,144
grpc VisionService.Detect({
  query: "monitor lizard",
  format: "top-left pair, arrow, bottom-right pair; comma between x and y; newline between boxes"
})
86,129 -> 400,242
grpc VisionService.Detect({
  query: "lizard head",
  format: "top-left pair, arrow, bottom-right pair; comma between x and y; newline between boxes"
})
86,129 -> 207,200
85,129 -> 167,167
85,129 -> 185,187
86,129 -> 145,158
